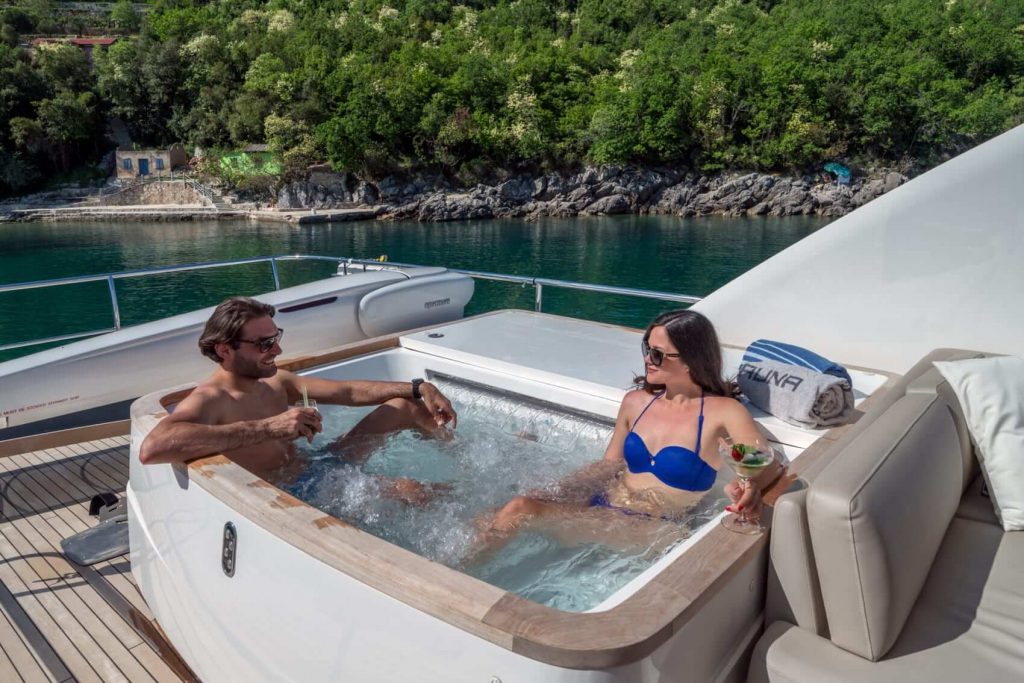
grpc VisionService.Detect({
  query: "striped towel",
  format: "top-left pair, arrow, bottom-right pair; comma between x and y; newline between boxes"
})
742,339 -> 853,388
738,360 -> 854,428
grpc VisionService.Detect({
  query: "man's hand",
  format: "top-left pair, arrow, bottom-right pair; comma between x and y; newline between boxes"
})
263,407 -> 322,443
419,383 -> 457,429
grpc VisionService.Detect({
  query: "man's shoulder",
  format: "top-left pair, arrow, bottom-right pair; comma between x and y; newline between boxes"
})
174,381 -> 232,414
188,381 -> 231,402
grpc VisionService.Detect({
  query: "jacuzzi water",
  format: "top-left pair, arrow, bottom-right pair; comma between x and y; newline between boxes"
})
282,378 -> 728,612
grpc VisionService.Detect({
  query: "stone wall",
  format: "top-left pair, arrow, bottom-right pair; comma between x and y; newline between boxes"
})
102,181 -> 208,206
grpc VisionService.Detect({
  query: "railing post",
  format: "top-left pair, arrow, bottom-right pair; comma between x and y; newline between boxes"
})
107,276 -> 122,330
534,281 -> 543,312
270,258 -> 281,290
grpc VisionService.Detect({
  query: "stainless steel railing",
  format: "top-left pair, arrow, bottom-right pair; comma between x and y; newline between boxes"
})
0,255 -> 701,353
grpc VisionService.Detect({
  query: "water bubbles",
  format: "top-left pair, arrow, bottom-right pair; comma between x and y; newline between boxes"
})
282,377 -> 699,612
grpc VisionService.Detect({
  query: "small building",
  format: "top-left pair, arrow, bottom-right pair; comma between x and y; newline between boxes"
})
114,145 -> 187,179
28,37 -> 118,65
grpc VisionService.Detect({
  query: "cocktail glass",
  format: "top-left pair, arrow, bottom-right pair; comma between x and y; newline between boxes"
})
295,399 -> 319,442
720,437 -> 776,535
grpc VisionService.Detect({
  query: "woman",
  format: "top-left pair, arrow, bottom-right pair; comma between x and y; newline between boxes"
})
487,309 -> 783,537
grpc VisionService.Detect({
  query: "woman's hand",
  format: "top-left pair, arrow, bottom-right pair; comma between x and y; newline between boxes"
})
724,460 -> 789,519
725,478 -> 762,520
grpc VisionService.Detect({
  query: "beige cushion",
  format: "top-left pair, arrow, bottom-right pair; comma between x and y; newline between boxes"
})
934,355 -> 1024,530
765,490 -> 828,637
807,392 -> 965,660
750,519 -> 1024,682
904,365 -> 979,488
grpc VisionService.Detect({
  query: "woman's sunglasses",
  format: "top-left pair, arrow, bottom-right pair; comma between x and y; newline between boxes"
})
642,339 -> 682,367
236,328 -> 285,353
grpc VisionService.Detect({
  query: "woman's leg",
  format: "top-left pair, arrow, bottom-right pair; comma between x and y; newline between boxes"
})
489,495 -> 582,534
468,495 -> 586,562
470,494 -> 688,564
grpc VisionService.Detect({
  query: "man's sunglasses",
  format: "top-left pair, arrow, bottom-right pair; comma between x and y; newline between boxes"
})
642,339 -> 682,367
236,328 -> 284,353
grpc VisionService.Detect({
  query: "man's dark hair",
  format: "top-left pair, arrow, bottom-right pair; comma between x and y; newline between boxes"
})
198,296 -> 276,363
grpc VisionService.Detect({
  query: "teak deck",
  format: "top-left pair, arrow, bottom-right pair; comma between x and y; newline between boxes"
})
0,434 -> 193,683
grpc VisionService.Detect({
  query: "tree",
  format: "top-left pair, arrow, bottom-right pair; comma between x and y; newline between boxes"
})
0,149 -> 39,195
110,0 -> 140,32
32,43 -> 91,93
95,36 -> 182,145
35,90 -> 98,170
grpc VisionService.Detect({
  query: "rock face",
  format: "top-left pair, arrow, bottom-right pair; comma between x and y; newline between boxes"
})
273,166 -> 909,222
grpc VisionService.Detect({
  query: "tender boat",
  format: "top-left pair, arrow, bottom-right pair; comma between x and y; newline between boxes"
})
1,124 -> 1021,682
0,262 -> 474,439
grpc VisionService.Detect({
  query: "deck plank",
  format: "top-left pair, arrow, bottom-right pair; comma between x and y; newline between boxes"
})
0,579 -> 69,682
0,528 -> 105,683
0,437 -> 187,682
0,641 -> 25,683
16,444 -> 156,625
10,447 -> 181,681
0,456 -> 152,682
18,445 -> 150,614
0,608 -> 53,683
0,522 -> 145,683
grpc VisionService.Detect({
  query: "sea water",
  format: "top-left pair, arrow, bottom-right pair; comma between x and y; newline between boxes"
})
282,378 -> 728,612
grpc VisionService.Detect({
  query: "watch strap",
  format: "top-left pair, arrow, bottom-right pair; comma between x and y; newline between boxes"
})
410,378 -> 424,400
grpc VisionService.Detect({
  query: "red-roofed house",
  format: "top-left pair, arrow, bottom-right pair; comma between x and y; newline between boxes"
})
29,37 -> 118,64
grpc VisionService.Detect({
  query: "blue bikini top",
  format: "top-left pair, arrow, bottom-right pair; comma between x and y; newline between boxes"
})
623,391 -> 717,492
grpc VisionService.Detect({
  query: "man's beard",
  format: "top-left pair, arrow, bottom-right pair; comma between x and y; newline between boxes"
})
233,355 -> 277,379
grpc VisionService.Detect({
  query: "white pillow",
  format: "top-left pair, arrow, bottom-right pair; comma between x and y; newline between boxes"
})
933,356 -> 1024,531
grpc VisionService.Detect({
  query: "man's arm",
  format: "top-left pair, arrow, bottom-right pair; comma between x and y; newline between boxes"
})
138,389 -> 321,465
283,371 -> 456,427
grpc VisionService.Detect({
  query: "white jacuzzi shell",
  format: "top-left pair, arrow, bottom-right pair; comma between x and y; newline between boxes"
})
129,311 -> 891,682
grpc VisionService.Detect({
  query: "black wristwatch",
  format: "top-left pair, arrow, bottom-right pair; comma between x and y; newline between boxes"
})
410,378 -> 425,400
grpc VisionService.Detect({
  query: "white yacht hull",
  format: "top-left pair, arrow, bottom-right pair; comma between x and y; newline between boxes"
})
0,267 -> 473,438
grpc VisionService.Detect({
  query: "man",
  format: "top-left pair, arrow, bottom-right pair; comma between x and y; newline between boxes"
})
139,296 -> 457,497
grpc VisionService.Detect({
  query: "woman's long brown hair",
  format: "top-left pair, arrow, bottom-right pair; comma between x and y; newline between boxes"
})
634,309 -> 734,397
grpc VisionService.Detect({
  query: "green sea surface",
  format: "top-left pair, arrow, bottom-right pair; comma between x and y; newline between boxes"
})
0,215 -> 828,361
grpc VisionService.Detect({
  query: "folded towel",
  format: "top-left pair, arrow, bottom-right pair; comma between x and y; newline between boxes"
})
743,339 -> 853,387
737,360 -> 854,428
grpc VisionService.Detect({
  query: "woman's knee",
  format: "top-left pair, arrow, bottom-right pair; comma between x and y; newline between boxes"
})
499,495 -> 542,519
501,495 -> 527,514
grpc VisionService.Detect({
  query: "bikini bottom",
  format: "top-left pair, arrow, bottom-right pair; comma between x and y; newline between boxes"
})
588,491 -> 677,522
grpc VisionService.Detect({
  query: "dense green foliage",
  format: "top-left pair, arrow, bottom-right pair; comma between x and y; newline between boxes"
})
2,0 -> 1022,194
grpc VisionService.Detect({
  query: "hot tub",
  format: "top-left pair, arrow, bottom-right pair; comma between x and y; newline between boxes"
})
128,310 -> 891,682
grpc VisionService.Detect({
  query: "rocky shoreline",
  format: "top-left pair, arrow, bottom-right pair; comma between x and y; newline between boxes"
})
277,166 -> 909,222
1,166 -> 909,224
